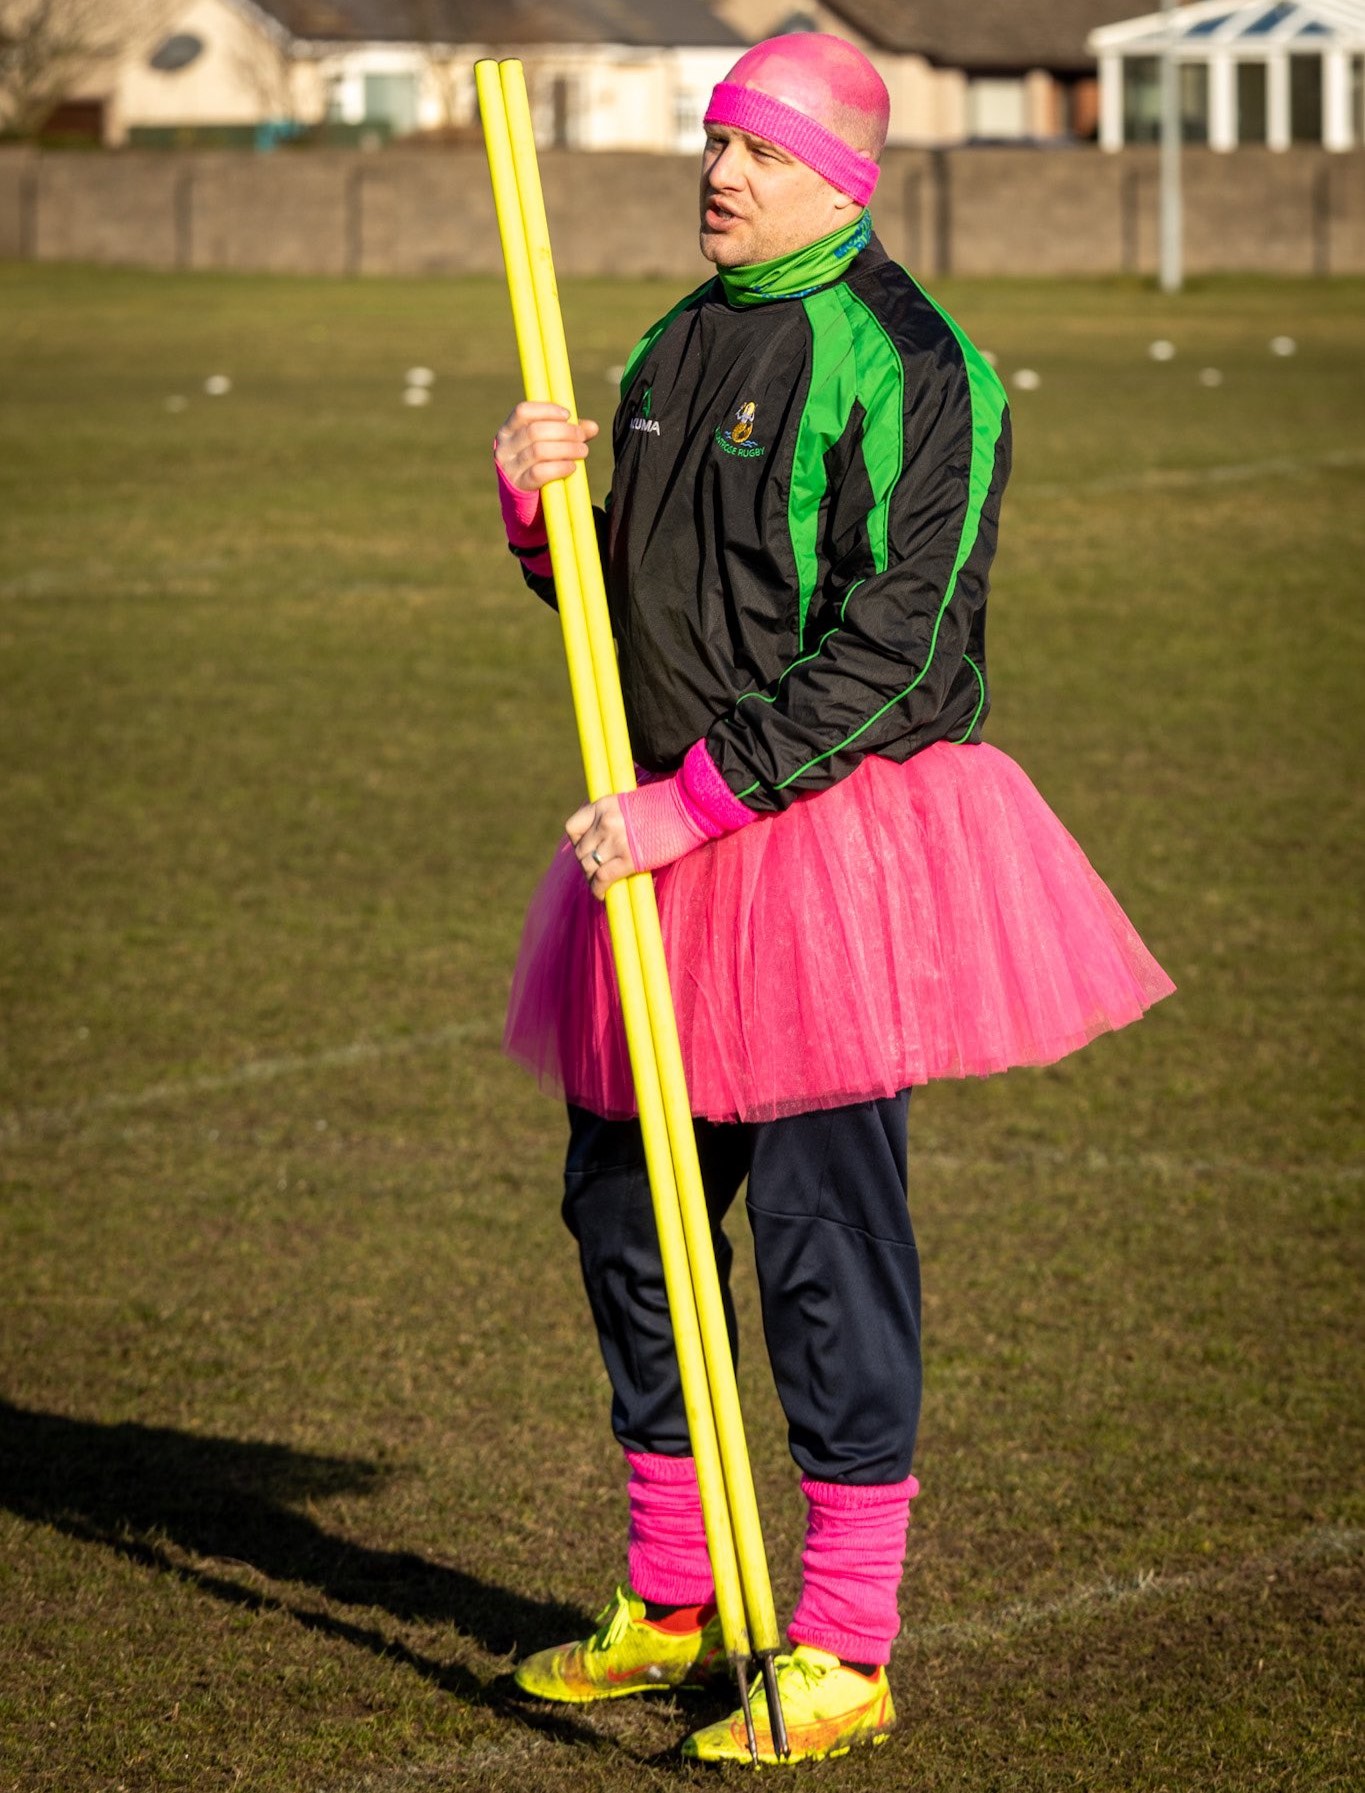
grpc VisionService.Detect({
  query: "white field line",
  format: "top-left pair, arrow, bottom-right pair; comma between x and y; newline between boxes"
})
0,1021 -> 495,1140
914,1146 -> 1363,1186
1017,444 -> 1365,500
909,1523 -> 1364,1650
1,1028 -> 1359,1187
327,1526 -> 1364,1786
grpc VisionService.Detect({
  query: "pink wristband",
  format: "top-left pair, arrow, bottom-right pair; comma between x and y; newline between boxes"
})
618,742 -> 756,873
618,777 -> 708,872
678,739 -> 757,835
495,454 -> 544,542
495,452 -> 551,579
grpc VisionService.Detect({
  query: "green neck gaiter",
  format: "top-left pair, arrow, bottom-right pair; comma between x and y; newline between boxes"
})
717,211 -> 872,306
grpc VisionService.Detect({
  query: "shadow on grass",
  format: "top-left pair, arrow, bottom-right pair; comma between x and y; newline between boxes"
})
0,1398 -> 685,1759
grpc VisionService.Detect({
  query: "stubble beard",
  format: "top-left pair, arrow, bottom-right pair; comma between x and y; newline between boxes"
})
700,227 -> 746,268
699,209 -> 774,269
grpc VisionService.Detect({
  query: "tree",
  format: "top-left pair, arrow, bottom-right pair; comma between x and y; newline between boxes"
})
228,20 -> 296,130
408,0 -> 471,133
0,0 -> 159,138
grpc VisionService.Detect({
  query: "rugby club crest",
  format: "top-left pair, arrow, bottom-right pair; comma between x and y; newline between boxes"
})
715,398 -> 766,459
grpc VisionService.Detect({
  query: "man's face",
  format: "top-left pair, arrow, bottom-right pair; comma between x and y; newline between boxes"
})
699,125 -> 856,267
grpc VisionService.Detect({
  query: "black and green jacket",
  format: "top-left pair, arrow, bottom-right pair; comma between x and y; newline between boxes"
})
520,213 -> 1011,813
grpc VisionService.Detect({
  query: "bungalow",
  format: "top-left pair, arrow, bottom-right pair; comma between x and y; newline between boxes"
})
21,0 -> 744,150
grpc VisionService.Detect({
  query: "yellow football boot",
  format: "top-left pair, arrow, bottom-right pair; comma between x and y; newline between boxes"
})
681,1644 -> 895,1766
514,1584 -> 724,1702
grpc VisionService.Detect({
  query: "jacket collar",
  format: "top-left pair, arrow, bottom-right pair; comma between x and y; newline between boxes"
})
717,211 -> 872,306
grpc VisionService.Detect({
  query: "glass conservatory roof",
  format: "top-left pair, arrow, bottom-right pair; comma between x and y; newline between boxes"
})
1090,0 -> 1365,53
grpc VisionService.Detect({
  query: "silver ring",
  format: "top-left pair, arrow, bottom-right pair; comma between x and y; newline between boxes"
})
590,848 -> 603,866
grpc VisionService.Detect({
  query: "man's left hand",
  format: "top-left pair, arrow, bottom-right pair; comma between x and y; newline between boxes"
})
566,795 -> 635,900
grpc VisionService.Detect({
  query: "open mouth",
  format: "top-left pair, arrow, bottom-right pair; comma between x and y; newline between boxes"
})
703,200 -> 742,230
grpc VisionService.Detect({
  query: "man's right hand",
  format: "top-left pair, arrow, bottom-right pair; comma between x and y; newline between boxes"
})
495,401 -> 599,491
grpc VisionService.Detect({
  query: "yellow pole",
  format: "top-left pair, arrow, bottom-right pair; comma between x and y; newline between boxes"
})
492,56 -> 784,1665
480,52 -> 789,1749
477,58 -> 788,1755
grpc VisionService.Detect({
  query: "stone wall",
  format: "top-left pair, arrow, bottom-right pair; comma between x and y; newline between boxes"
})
1,144 -> 1362,279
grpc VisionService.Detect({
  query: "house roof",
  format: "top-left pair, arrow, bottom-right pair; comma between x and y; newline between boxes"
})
249,0 -> 744,49
818,0 -> 1157,71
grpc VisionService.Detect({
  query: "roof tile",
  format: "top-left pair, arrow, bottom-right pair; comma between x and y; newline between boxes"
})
252,0 -> 743,49
820,0 -> 1159,70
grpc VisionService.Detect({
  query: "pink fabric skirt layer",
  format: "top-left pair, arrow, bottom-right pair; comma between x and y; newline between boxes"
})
505,743 -> 1174,1125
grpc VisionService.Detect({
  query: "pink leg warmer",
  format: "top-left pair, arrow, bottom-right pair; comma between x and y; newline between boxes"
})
625,1450 -> 715,1605
789,1474 -> 919,1666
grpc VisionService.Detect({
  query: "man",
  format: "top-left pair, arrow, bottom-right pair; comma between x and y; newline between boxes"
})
492,33 -> 1172,1769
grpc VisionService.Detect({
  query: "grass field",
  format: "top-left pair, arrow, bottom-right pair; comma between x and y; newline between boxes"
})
0,262 -> 1362,1792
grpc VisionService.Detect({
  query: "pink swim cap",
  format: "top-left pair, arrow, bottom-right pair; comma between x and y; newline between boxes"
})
704,34 -> 889,206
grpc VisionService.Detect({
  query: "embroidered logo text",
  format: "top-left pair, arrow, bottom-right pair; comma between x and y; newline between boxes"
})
630,384 -> 661,436
715,398 -> 766,459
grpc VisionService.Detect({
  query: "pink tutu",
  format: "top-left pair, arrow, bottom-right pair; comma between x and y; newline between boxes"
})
505,743 -> 1174,1124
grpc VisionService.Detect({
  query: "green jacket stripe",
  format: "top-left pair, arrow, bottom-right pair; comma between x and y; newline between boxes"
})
788,287 -> 906,651
837,287 -> 905,580
787,290 -> 853,648
618,278 -> 713,398
738,297 -> 1007,796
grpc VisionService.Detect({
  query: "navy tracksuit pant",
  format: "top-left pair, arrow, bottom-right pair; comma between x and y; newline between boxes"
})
562,1091 -> 921,1486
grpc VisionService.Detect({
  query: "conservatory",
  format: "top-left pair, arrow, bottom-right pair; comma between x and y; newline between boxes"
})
1090,0 -> 1365,149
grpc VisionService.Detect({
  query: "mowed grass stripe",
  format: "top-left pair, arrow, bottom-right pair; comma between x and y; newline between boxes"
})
1019,442 -> 1365,495
0,1022 -> 498,1138
5,1081 -> 1359,1184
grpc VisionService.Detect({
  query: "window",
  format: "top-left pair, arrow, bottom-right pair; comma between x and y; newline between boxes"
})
968,78 -> 1028,140
1123,56 -> 1161,143
674,90 -> 702,143
1289,53 -> 1323,141
1244,3 -> 1294,35
1181,61 -> 1210,142
551,76 -> 576,149
149,34 -> 204,73
363,72 -> 418,135
1122,57 -> 1209,144
1237,60 -> 1269,142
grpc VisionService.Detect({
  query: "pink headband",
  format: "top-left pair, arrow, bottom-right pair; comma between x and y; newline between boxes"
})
705,81 -> 880,206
